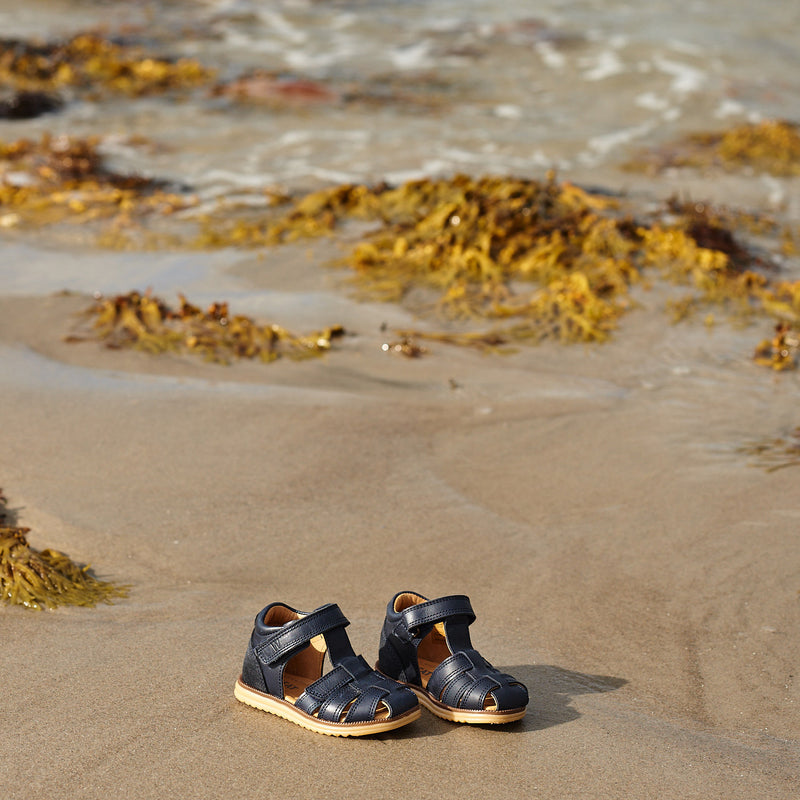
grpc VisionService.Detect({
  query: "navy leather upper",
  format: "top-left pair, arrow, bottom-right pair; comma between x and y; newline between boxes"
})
254,603 -> 348,667
241,601 -> 417,723
395,595 -> 475,640
377,591 -> 529,713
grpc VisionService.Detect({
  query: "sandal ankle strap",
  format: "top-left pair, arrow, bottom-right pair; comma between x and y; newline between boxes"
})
395,594 -> 475,641
255,603 -> 349,667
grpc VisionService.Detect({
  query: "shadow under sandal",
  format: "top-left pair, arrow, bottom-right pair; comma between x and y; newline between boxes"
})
235,601 -> 420,736
377,591 -> 529,724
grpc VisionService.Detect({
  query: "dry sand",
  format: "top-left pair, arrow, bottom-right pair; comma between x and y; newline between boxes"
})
1,271 -> 798,799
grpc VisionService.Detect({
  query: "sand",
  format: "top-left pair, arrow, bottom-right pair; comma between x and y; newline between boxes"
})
1,267 -> 798,799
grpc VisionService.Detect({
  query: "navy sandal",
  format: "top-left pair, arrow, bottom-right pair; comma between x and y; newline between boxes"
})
377,591 -> 529,724
235,601 -> 420,736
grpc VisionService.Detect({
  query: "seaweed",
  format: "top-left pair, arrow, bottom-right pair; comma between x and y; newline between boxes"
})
213,68 -> 453,112
381,336 -> 429,357
737,427 -> 800,472
192,172 -> 800,358
753,323 -> 800,371
68,290 -> 345,364
0,32 -> 214,96
0,134 -> 194,231
201,173 -> 797,350
393,329 -> 512,353
198,174 -> 638,344
2,145 -> 792,361
625,119 -> 800,177
0,489 -> 128,610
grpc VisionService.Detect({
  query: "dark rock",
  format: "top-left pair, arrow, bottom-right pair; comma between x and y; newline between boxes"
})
0,90 -> 64,120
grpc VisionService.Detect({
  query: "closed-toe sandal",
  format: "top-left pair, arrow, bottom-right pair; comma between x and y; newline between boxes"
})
377,591 -> 529,724
235,601 -> 420,736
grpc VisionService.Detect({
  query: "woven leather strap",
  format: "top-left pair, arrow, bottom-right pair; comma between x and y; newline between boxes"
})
295,654 -> 416,723
426,648 -> 527,712
255,603 -> 349,667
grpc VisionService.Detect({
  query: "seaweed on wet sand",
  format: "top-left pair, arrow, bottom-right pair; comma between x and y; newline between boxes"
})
68,290 -> 345,364
202,173 -> 798,350
754,323 -> 800,371
625,119 -> 800,176
0,489 -> 128,610
0,32 -> 214,97
381,336 -> 428,357
200,174 -> 638,344
213,70 -> 339,106
4,156 -> 792,361
0,133 -> 194,230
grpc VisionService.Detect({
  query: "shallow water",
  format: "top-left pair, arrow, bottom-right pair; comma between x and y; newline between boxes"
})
1,0 -> 799,197
0,0 -> 799,370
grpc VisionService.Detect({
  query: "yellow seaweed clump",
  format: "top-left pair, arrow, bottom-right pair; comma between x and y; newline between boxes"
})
0,32 -> 214,96
0,489 -> 128,610
752,280 -> 800,370
205,174 -> 635,344
0,134 -> 193,231
70,290 -> 345,364
198,173 -> 795,355
753,323 -> 799,371
626,120 -> 800,176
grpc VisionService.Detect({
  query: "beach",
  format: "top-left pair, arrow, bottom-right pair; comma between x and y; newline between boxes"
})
1,1 -> 799,797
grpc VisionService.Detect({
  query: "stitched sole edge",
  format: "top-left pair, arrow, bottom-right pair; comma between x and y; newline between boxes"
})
409,686 -> 527,724
234,678 -> 421,737
374,665 -> 527,724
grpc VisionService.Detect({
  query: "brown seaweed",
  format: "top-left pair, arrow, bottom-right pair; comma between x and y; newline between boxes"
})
0,134 -> 194,231
198,174 -> 639,344
753,323 -> 800,371
213,71 -> 339,107
69,290 -> 345,364
0,489 -> 128,610
381,336 -> 429,358
625,119 -> 800,177
2,142 -> 794,362
193,172 -> 800,359
737,427 -> 800,472
0,33 -> 214,96
200,173 -> 799,351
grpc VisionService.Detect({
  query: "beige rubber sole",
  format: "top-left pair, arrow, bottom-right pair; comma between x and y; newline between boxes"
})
234,678 -> 421,737
408,685 -> 527,724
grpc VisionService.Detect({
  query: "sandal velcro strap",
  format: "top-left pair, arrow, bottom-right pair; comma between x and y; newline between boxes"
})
255,603 -> 349,667
427,648 -> 527,712
398,595 -> 475,639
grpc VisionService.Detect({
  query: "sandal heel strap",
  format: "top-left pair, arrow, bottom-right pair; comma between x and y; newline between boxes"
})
398,595 -> 475,639
255,603 -> 349,667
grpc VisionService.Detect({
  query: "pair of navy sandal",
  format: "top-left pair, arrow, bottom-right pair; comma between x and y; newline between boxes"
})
234,590 -> 529,736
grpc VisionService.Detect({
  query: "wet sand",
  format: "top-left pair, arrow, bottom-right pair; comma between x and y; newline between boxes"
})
1,277 -> 798,799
